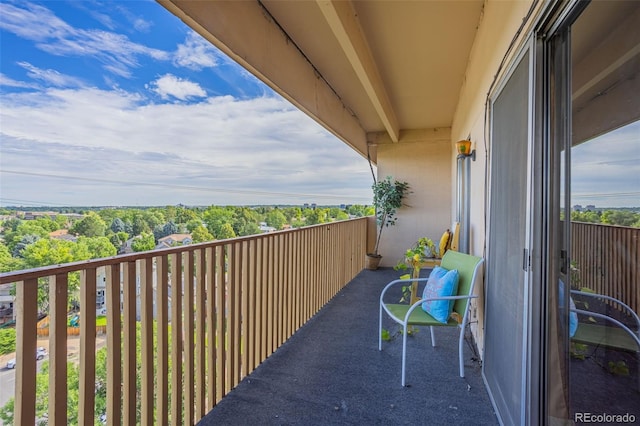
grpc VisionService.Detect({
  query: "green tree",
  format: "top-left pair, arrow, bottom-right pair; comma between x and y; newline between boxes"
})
283,207 -> 302,223
0,243 -> 21,272
4,221 -> 49,253
1,217 -> 21,233
176,207 -> 198,224
110,217 -> 126,233
154,222 -> 178,241
11,234 -> 41,258
132,215 -> 150,236
131,233 -> 156,252
570,210 -> 601,223
305,208 -> 327,226
0,329 -> 16,355
217,223 -> 236,240
601,210 -> 639,227
76,236 -> 117,260
34,216 -> 59,232
265,209 -> 287,230
186,219 -> 203,233
203,207 -> 235,238
191,225 -> 214,243
71,212 -> 106,237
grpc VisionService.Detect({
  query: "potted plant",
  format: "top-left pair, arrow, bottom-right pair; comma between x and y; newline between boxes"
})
366,176 -> 410,269
394,237 -> 435,302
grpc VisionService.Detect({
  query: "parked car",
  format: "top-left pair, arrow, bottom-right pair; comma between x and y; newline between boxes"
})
6,347 -> 48,369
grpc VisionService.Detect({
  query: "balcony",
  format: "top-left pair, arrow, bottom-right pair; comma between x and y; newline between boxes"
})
2,218 -> 638,424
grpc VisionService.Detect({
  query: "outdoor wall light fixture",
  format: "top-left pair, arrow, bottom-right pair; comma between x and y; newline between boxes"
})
456,139 -> 476,161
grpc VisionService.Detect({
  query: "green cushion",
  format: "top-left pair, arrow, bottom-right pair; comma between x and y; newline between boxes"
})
385,303 -> 459,327
572,323 -> 640,352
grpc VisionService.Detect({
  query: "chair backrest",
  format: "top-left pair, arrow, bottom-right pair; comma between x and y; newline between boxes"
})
440,250 -> 483,317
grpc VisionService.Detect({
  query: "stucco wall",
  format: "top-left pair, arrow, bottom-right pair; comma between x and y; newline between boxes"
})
375,129 -> 452,267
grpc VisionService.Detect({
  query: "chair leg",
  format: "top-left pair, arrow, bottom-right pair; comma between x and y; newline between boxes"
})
430,326 -> 436,347
378,304 -> 383,351
458,325 -> 465,377
402,323 -> 408,386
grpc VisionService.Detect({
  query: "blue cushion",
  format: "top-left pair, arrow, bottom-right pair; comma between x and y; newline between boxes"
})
559,280 -> 578,338
422,266 -> 459,323
569,296 -> 578,338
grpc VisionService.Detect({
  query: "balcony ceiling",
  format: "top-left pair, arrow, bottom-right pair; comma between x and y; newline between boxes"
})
158,0 -> 484,162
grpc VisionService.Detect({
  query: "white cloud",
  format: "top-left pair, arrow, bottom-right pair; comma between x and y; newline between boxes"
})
17,62 -> 84,87
0,73 -> 37,89
147,74 -> 207,100
0,2 -> 169,78
173,32 -> 220,70
0,86 -> 372,206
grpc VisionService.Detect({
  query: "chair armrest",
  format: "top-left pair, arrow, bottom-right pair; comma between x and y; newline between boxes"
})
570,289 -> 640,331
380,278 -> 429,305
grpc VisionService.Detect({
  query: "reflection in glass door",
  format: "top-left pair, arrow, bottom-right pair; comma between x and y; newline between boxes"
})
547,1 -> 640,423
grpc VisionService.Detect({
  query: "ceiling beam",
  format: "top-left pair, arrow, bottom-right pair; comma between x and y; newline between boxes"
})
317,0 -> 400,143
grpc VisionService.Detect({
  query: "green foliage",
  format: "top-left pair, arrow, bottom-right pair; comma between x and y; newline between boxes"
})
571,208 -> 640,228
154,221 -> 178,241
70,212 -> 107,237
131,233 -> 156,252
305,208 -> 327,225
0,329 -> 16,355
202,206 -> 235,238
265,209 -> 287,230
0,242 -> 23,272
76,236 -> 118,260
607,360 -> 629,376
110,217 -> 126,233
371,176 -> 410,255
191,225 -> 214,243
217,223 -> 237,240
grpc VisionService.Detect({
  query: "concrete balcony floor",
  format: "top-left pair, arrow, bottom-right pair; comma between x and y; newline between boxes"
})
199,267 -> 498,425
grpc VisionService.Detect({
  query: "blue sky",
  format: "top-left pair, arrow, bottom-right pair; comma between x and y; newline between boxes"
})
0,0 -> 373,207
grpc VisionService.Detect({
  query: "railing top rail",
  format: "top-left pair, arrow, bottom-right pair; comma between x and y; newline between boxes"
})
0,217 -> 368,284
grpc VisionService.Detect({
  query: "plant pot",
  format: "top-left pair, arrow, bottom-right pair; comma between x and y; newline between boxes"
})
365,254 -> 382,270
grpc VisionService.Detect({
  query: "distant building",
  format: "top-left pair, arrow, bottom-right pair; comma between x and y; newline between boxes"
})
585,205 -> 596,211
156,233 -> 193,249
259,222 -> 276,232
573,205 -> 583,211
49,229 -> 78,242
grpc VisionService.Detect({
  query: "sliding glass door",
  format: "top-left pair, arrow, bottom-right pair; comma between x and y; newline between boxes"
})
546,1 -> 640,423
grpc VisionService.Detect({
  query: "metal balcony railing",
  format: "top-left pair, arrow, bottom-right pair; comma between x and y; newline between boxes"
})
0,218 -> 368,425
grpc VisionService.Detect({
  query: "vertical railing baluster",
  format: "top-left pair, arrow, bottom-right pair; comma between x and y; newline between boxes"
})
170,253 -> 183,425
205,247 -> 215,410
140,258 -> 154,425
15,278 -> 38,426
195,249 -> 206,418
79,268 -> 97,425
230,242 -> 241,386
106,264 -> 122,425
156,255 -> 169,425
184,251 -> 195,425
241,241 -> 250,379
215,245 -> 225,401
49,273 -> 68,425
123,261 -> 137,425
